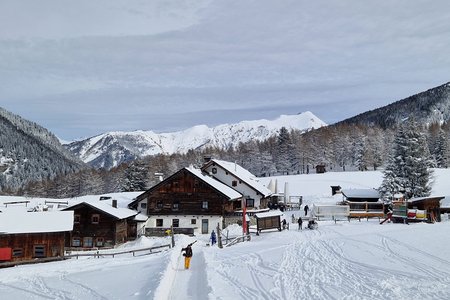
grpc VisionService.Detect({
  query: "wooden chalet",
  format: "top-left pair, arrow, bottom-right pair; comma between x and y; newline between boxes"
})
201,159 -> 272,210
62,200 -> 142,249
131,166 -> 243,236
0,211 -> 73,264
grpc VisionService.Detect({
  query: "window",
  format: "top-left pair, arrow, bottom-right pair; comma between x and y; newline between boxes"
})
246,199 -> 255,208
74,214 -> 81,224
12,248 -> 23,257
157,201 -> 163,209
212,167 -> 217,174
140,202 -> 147,209
83,237 -> 93,248
232,180 -> 238,187
96,238 -> 104,247
191,219 -> 197,225
173,219 -> 179,227
33,245 -> 46,258
72,238 -> 81,247
202,201 -> 208,209
91,214 -> 100,224
156,219 -> 163,227
172,201 -> 179,211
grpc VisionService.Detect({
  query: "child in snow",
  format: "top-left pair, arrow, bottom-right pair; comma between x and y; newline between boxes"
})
210,230 -> 217,246
298,216 -> 303,230
181,243 -> 194,269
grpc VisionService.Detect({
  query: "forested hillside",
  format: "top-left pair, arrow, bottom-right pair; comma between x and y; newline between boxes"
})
0,107 -> 84,193
339,82 -> 450,128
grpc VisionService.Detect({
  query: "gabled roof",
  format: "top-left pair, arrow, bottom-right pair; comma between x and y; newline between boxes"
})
203,159 -> 272,197
131,166 -> 243,208
0,211 -> 74,234
185,166 -> 242,200
63,201 -> 138,220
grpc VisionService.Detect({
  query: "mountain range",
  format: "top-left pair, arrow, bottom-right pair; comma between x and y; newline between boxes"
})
2,81 -> 450,193
64,111 -> 326,169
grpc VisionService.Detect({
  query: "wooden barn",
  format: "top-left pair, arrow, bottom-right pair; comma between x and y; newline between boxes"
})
0,211 -> 73,264
63,200 -> 141,249
407,196 -> 444,223
131,166 -> 243,236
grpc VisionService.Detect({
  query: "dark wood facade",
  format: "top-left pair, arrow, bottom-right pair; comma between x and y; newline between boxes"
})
136,168 -> 239,216
0,232 -> 66,262
255,215 -> 282,235
63,203 -> 136,248
408,197 -> 443,222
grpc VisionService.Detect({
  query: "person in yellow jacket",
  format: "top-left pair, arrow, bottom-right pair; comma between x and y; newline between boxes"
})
181,243 -> 194,269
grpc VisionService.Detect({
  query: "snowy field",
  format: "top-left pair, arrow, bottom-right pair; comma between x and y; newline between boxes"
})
2,219 -> 450,300
2,169 -> 450,299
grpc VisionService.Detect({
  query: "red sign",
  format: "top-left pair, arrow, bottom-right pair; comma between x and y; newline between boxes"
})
0,248 -> 12,261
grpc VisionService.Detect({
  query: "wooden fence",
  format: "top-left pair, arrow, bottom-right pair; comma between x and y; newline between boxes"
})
65,244 -> 171,259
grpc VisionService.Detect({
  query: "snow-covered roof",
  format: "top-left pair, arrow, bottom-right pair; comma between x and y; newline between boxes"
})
64,201 -> 138,220
185,167 -> 242,200
341,189 -> 380,199
208,159 -> 272,197
408,196 -> 445,203
133,213 -> 149,222
0,211 -> 74,234
255,210 -> 284,218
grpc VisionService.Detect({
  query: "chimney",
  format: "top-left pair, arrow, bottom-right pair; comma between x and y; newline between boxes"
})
112,199 -> 117,208
203,155 -> 212,164
154,172 -> 164,182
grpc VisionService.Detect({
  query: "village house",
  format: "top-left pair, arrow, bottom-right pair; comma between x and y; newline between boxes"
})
201,159 -> 272,210
0,211 -> 74,264
130,166 -> 243,236
62,200 -> 145,248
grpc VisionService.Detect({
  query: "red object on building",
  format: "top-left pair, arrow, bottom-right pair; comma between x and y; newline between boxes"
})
0,248 -> 12,261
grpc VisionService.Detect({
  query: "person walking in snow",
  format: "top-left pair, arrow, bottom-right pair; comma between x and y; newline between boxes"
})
210,230 -> 217,246
298,216 -> 303,230
181,243 -> 194,269
304,204 -> 309,216
282,218 -> 287,230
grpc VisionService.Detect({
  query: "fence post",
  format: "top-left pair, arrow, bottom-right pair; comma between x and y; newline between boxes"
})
217,223 -> 223,249
171,225 -> 175,248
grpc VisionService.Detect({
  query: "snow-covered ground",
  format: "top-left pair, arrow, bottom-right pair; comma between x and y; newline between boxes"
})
2,218 -> 450,299
2,170 -> 450,299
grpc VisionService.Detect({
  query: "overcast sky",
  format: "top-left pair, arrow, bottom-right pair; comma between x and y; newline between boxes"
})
1,0 -> 450,141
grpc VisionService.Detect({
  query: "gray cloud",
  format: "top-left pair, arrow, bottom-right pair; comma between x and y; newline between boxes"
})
1,0 -> 450,140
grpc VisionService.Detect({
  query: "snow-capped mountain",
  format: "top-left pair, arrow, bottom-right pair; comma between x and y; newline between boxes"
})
66,111 -> 326,169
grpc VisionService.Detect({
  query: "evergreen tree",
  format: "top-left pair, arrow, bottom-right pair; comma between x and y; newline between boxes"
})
379,120 -> 434,200
435,129 -> 449,168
